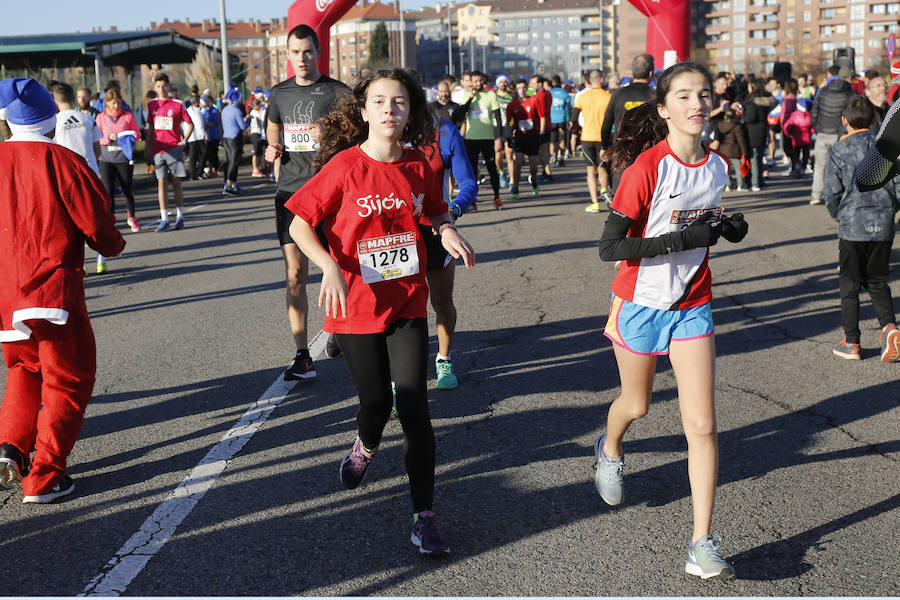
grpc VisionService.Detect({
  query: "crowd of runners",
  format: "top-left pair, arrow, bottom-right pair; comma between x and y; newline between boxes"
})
1,20 -> 899,584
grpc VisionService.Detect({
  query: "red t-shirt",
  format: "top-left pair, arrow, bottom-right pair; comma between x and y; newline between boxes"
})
147,98 -> 190,155
533,88 -> 553,132
511,97 -> 540,137
285,145 -> 447,334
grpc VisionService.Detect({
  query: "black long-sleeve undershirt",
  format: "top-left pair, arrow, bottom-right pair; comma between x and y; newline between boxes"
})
598,210 -> 682,261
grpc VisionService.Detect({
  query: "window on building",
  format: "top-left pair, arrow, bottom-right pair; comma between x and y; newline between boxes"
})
803,10 -> 811,20
822,41 -> 834,51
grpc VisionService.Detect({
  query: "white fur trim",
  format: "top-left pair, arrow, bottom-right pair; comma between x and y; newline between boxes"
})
0,308 -> 69,342
8,114 -> 56,137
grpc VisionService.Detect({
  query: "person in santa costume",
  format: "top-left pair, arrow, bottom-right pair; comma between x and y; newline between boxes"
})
0,78 -> 125,503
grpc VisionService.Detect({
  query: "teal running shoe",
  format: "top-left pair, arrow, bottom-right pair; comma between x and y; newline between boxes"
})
436,359 -> 458,390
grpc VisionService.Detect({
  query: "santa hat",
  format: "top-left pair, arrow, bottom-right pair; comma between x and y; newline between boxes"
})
0,77 -> 57,136
116,130 -> 138,161
225,85 -> 242,104
797,98 -> 813,112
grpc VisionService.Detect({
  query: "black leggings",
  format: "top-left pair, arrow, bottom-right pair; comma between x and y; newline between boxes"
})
465,138 -> 500,196
223,137 -> 242,183
335,317 -> 435,512
98,160 -> 135,217
206,139 -> 221,170
186,140 -> 206,179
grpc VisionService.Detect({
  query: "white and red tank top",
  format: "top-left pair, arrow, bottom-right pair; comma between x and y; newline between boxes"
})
610,139 -> 729,311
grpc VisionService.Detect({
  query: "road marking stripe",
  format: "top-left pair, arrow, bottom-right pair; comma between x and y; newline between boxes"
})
80,330 -> 329,596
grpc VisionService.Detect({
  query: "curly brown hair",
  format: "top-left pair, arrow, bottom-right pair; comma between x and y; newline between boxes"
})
314,68 -> 437,170
610,102 -> 667,174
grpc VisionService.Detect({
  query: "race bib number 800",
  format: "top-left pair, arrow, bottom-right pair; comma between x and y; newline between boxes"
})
357,232 -> 420,284
284,123 -> 317,153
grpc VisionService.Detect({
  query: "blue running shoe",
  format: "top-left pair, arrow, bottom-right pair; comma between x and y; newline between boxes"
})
499,171 -> 509,188
233,183 -> 245,194
174,217 -> 184,230
156,220 -> 170,232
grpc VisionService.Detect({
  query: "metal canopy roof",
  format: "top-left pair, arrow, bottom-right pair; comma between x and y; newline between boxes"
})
0,30 -> 230,69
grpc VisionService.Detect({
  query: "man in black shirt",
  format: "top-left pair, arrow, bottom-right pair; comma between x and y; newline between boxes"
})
599,53 -> 656,153
429,80 -> 459,125
265,24 -> 349,379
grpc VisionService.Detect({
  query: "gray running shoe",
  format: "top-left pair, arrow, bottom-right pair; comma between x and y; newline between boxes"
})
685,535 -> 735,580
593,434 -> 624,505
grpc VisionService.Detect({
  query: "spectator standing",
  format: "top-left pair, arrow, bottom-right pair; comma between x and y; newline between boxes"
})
809,66 -> 857,205
783,98 -> 813,177
866,75 -> 889,131
716,107 -> 749,191
185,95 -> 207,180
741,79 -> 776,191
823,96 -> 900,362
460,71 -> 504,209
249,96 -> 268,178
221,85 -> 250,197
600,54 -> 655,154
201,95 -> 221,177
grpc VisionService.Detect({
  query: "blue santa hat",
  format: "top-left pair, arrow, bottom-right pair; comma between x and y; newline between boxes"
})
116,129 -> 138,161
0,77 -> 57,136
225,85 -> 242,104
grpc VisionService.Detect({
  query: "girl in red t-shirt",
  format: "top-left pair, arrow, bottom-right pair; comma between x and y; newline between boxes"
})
595,63 -> 749,581
285,69 -> 474,557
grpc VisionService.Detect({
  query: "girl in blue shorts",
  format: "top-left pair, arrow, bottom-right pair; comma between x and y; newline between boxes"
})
595,63 -> 749,580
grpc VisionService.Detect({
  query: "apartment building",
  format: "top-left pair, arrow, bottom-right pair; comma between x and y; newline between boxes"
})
150,18 -> 283,91
700,0 -> 898,78
410,0 -> 616,84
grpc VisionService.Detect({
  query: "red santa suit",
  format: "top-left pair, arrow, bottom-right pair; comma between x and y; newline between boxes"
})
0,133 -> 125,497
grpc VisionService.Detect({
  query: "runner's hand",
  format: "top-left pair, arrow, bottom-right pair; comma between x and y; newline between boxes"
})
265,143 -> 283,162
319,265 -> 348,319
440,228 -> 475,268
676,211 -> 722,250
721,212 -> 749,243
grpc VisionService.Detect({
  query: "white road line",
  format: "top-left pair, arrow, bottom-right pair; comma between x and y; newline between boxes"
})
80,330 -> 329,597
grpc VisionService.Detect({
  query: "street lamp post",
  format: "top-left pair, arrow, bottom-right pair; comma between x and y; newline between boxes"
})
447,1 -> 454,76
219,0 -> 230,93
399,0 -> 406,67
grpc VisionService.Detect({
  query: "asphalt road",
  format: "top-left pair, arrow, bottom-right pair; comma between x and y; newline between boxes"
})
0,159 -> 898,597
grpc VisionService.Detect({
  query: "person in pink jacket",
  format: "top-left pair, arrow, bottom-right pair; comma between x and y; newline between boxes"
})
0,78 -> 125,503
95,88 -> 142,233
783,97 -> 813,178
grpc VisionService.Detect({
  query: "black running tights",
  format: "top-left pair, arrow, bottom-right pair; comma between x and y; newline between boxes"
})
98,160 -> 135,217
465,138 -> 500,196
838,239 -> 896,344
223,137 -> 242,183
335,317 -> 435,512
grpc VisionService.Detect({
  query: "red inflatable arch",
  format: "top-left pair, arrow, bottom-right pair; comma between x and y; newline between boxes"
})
287,0 -> 359,77
627,0 -> 691,68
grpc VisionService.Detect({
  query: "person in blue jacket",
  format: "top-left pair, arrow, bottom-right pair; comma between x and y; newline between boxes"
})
221,86 -> 251,196
201,95 -> 222,177
419,117 -> 477,389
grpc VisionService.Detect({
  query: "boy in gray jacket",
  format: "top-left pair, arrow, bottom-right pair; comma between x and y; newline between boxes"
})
824,95 -> 900,362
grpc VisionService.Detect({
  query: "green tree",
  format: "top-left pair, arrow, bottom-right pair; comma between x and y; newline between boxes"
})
367,21 -> 391,67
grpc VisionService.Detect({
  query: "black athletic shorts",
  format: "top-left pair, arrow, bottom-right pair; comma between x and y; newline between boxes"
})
275,189 -> 328,248
582,141 -> 609,168
419,224 -> 451,271
550,123 -> 567,143
250,133 -> 265,158
513,134 -> 540,157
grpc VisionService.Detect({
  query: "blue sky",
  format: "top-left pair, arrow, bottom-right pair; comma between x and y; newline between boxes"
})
3,0 -> 437,36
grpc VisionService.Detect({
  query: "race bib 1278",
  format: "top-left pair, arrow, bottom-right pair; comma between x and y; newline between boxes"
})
357,232 -> 420,284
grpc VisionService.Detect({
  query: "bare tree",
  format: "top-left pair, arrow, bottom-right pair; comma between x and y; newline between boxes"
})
186,45 -> 219,94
